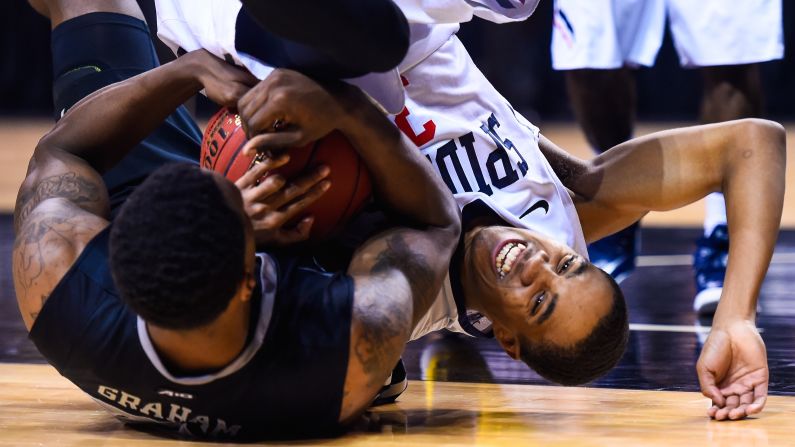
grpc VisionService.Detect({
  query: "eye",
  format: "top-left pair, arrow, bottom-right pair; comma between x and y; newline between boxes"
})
530,291 -> 546,316
558,256 -> 574,274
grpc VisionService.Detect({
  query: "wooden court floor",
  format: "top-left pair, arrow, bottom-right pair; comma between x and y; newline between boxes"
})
1,362 -> 795,447
2,121 -> 795,446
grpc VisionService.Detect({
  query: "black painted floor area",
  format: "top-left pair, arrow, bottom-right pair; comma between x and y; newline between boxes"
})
2,215 -> 794,394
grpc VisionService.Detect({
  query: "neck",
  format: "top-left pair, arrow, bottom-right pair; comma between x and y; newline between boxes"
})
459,225 -> 489,315
147,298 -> 252,373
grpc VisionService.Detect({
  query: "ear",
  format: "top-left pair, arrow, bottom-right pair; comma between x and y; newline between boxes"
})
238,270 -> 256,303
492,322 -> 521,360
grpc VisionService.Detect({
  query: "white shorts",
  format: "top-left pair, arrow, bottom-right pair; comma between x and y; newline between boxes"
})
551,0 -> 784,70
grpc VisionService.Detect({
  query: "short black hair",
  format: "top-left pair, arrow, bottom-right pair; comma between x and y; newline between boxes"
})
519,269 -> 629,385
110,163 -> 246,330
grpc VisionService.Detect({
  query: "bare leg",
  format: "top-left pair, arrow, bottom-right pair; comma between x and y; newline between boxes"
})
564,68 -> 636,153
27,0 -> 144,29
564,68 -> 639,282
700,64 -> 764,123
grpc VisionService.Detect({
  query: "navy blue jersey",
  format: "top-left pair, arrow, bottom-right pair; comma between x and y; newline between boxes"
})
51,12 -> 202,216
28,13 -> 355,440
29,227 -> 353,440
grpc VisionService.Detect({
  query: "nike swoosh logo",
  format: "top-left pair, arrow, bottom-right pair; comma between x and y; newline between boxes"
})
519,200 -> 550,218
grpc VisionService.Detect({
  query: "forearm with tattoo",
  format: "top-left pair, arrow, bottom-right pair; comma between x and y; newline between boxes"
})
370,234 -> 437,324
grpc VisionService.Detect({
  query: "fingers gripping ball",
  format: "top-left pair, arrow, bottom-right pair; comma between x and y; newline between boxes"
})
201,108 -> 372,240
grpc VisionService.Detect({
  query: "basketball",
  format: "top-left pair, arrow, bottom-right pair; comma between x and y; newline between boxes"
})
200,107 -> 372,240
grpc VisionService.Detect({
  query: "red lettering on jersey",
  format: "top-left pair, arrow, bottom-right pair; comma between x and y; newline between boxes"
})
394,106 -> 436,147
400,75 -> 409,87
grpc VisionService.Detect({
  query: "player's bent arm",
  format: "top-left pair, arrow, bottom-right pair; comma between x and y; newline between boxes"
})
39,50 -> 255,174
13,144 -> 111,331
336,87 -> 461,237
333,85 -> 460,424
339,226 -> 456,424
583,120 -> 784,311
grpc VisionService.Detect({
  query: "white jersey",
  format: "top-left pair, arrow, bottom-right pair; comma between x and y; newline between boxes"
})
403,35 -> 587,340
152,0 -> 578,341
154,0 -> 541,113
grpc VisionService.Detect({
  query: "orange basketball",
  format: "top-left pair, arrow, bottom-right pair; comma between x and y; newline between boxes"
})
201,107 -> 372,240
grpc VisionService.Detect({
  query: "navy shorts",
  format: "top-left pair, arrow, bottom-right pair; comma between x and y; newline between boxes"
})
51,12 -> 202,215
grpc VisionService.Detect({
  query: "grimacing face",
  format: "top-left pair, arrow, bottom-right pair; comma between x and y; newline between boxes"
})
462,225 -> 615,355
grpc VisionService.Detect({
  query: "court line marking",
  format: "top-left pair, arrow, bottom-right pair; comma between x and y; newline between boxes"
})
637,252 -> 795,267
630,323 -> 711,333
629,323 -> 764,334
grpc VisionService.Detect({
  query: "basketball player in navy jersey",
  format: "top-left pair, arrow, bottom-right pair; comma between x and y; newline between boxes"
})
13,0 -> 459,439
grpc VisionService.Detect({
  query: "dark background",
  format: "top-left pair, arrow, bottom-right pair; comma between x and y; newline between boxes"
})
2,0 -> 794,122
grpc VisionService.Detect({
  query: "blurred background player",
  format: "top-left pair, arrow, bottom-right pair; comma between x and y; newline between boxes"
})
551,0 -> 784,313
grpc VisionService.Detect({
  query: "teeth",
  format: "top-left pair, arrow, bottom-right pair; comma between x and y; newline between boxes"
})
496,243 -> 527,278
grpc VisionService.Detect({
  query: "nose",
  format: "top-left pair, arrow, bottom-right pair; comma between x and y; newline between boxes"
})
519,250 -> 551,286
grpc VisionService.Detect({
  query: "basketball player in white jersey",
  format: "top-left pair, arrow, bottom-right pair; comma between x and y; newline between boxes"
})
155,0 -> 782,420
552,0 -> 785,312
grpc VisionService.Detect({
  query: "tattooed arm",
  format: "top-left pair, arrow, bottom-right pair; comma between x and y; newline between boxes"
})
12,144 -> 111,331
316,75 -> 459,424
12,50 -> 257,331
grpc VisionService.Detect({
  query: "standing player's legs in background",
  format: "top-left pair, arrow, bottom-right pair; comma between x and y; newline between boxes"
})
551,0 -> 667,283
667,0 -> 784,313
552,0 -> 784,310
560,68 -> 638,283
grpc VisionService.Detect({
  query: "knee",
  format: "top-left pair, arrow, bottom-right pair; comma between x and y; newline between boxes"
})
731,118 -> 786,159
27,0 -> 50,18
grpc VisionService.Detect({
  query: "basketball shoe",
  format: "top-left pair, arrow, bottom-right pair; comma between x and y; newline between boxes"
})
587,222 -> 640,284
372,359 -> 407,406
692,224 -> 729,315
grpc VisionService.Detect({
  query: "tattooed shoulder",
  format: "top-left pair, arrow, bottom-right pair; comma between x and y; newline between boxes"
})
12,199 -> 107,330
15,170 -> 105,233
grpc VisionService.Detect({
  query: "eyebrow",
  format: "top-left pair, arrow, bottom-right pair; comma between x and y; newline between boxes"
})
566,258 -> 589,278
537,293 -> 558,325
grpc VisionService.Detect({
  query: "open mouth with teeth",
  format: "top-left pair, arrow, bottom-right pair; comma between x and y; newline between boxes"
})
494,240 -> 528,279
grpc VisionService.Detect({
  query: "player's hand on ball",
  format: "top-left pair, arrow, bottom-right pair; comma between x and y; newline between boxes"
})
189,50 -> 258,110
237,69 -> 352,154
697,318 -> 768,421
234,152 -> 331,246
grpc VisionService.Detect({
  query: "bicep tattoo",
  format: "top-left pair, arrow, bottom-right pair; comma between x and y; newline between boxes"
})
15,171 -> 102,233
352,285 -> 410,389
370,233 -> 436,307
351,234 -> 439,388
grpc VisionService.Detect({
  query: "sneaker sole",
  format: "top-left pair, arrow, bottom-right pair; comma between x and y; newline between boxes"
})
371,378 -> 408,406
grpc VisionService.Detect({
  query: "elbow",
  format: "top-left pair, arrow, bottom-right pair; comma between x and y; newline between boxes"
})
734,118 -> 786,164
